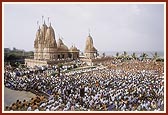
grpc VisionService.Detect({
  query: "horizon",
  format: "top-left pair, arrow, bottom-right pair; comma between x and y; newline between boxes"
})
4,47 -> 164,53
4,47 -> 164,58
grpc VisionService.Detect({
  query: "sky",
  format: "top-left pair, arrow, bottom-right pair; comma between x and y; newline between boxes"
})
3,3 -> 165,52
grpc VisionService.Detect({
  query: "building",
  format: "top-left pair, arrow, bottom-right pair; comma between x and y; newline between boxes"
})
84,33 -> 98,59
25,21 -> 79,67
80,33 -> 99,66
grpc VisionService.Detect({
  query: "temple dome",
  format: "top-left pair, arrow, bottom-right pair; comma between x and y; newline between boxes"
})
70,45 -> 79,52
57,38 -> 69,51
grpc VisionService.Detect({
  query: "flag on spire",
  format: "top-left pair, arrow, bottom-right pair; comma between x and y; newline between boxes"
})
48,17 -> 50,26
37,21 -> 40,29
37,21 -> 39,26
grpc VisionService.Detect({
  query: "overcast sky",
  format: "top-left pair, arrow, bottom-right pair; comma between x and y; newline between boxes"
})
3,3 -> 164,52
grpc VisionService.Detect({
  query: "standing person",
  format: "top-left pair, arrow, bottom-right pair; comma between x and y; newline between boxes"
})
80,85 -> 85,97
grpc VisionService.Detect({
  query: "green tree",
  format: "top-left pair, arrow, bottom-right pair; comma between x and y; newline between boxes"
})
116,52 -> 119,59
152,52 -> 159,61
131,52 -> 137,60
102,52 -> 105,57
140,52 -> 148,61
123,51 -> 127,57
123,51 -> 129,60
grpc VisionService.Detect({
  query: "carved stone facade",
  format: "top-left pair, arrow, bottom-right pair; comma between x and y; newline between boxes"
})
34,22 -> 79,61
25,21 -> 79,67
84,34 -> 97,59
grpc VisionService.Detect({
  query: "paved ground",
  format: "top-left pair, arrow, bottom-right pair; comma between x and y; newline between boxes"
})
4,87 -> 36,107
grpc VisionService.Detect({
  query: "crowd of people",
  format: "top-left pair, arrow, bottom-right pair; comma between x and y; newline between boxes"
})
4,58 -> 164,111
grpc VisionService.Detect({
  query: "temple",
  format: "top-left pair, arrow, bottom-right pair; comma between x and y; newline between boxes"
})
25,20 -> 80,67
25,17 -> 102,67
84,33 -> 98,59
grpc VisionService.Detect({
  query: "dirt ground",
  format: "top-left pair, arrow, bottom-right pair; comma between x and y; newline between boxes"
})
4,87 -> 36,107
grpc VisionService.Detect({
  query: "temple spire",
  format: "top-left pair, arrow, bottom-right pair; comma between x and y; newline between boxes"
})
61,36 -> 64,40
42,15 -> 44,24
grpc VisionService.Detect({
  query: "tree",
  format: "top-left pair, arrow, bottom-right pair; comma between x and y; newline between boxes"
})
13,47 -> 17,51
152,52 -> 159,61
102,52 -> 105,57
6,53 -> 19,60
116,52 -> 119,59
140,52 -> 148,61
123,51 -> 127,57
131,52 -> 137,60
123,51 -> 129,60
